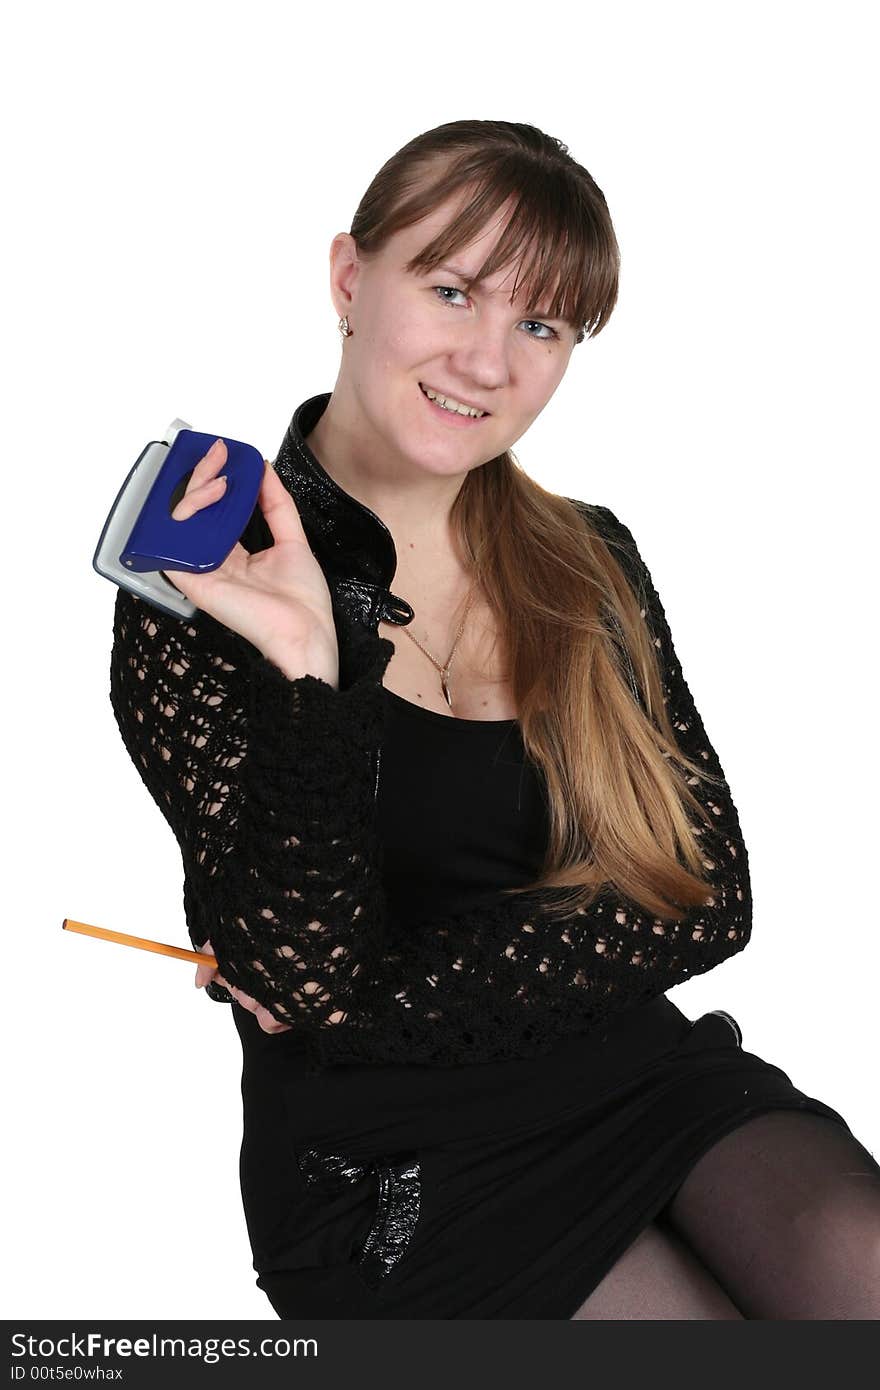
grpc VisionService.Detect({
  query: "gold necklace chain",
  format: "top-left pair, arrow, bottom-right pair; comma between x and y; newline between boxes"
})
398,584 -> 478,709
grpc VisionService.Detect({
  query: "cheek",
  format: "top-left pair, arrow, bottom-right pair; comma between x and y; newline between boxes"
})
391,317 -> 437,360
376,295 -> 440,354
535,352 -> 569,395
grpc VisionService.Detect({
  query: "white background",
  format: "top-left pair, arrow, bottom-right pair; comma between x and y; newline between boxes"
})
3,0 -> 877,1320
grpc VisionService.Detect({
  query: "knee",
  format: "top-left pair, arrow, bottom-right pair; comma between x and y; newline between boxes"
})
794,1174 -> 880,1312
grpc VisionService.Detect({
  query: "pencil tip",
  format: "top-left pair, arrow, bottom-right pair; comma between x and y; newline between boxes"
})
62,919 -> 68,929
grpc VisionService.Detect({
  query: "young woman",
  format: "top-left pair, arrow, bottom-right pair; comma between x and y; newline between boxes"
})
109,119 -> 880,1319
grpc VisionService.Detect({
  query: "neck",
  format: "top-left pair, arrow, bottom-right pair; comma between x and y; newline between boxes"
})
303,383 -> 470,559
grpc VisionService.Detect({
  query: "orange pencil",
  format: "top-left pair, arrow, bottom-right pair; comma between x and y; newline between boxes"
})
62,918 -> 218,968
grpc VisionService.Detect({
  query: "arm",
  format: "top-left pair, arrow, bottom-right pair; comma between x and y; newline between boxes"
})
108,504 -> 751,1068
109,587 -> 392,1018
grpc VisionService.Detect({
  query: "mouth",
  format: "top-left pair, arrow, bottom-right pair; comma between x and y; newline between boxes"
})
418,382 -> 490,422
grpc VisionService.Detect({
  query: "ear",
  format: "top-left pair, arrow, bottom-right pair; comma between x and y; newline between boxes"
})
328,231 -> 361,321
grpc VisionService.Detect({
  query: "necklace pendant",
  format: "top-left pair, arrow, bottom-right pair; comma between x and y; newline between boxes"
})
440,671 -> 453,708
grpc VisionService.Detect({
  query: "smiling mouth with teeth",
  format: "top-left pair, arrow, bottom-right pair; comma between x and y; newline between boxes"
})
419,383 -> 489,419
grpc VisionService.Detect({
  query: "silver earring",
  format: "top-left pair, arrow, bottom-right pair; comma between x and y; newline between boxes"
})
338,315 -> 353,337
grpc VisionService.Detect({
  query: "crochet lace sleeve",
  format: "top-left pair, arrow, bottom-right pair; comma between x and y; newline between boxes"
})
108,504 -> 752,1070
108,587 -> 395,1018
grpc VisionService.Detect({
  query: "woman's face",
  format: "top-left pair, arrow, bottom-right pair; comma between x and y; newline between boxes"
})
331,193 -> 578,481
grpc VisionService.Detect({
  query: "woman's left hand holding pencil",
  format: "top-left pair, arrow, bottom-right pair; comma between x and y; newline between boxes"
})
195,939 -> 294,1034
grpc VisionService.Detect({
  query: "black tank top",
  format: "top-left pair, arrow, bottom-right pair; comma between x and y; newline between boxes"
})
376,686 -> 551,927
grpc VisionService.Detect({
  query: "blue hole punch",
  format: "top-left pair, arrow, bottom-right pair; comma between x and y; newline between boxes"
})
93,418 -> 265,620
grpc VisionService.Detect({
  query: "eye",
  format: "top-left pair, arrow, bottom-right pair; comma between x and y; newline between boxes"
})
432,286 -> 560,341
521,319 -> 560,342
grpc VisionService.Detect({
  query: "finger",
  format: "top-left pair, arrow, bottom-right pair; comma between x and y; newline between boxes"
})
171,439 -> 228,519
189,438 -> 228,486
171,474 -> 228,522
195,940 -> 215,988
228,984 -> 259,1013
255,1005 -> 293,1034
215,974 -> 285,1030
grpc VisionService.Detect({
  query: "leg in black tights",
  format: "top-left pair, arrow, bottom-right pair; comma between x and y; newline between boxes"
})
573,1109 -> 880,1319
571,1220 -> 744,1319
657,1109 -> 880,1319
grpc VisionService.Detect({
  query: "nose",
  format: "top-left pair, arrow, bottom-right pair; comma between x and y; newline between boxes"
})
449,317 -> 514,392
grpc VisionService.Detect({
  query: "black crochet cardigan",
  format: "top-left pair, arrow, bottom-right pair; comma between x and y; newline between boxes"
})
108,504 -> 752,1073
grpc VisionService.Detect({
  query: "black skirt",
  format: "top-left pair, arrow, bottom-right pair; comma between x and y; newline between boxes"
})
231,995 -> 857,1319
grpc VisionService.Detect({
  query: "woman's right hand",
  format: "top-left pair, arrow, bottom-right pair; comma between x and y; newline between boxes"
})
162,438 -> 339,683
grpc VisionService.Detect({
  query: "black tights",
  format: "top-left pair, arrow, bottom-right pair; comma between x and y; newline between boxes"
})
572,1110 -> 880,1319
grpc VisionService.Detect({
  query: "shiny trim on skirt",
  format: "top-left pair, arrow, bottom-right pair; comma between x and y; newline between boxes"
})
296,1146 -> 422,1289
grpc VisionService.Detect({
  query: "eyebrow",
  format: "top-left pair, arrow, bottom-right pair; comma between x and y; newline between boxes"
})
434,263 -> 563,320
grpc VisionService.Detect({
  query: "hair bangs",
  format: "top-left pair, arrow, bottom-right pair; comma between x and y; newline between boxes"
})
397,155 -> 618,343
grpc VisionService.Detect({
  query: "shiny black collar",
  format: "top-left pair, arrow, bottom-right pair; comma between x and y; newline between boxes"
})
269,391 -> 415,632
234,392 -> 416,688
255,393 -> 643,704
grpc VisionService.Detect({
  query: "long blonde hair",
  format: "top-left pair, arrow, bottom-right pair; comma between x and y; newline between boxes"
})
351,119 -> 726,922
